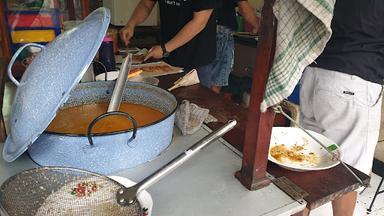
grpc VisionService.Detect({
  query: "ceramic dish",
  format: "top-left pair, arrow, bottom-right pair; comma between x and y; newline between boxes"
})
132,61 -> 183,77
95,72 -> 159,86
268,127 -> 340,172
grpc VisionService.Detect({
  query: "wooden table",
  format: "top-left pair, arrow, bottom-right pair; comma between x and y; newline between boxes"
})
158,74 -> 370,215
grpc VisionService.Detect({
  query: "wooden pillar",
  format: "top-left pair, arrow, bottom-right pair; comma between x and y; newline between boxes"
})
0,0 -> 10,141
0,0 -> 11,58
80,0 -> 91,19
235,0 -> 277,190
66,0 -> 76,20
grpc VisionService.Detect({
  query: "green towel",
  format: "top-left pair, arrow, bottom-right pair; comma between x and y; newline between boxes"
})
261,0 -> 335,111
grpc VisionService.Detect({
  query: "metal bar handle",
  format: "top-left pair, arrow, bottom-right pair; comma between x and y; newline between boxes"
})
136,120 -> 237,193
7,43 -> 45,87
116,120 -> 237,206
87,111 -> 138,146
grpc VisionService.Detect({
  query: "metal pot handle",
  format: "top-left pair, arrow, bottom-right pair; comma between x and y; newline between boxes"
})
87,111 -> 138,146
8,43 -> 45,87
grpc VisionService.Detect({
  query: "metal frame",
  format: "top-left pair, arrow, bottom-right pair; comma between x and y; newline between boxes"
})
367,158 -> 384,212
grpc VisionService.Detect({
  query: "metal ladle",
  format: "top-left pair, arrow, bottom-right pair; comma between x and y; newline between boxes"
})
108,53 -> 132,112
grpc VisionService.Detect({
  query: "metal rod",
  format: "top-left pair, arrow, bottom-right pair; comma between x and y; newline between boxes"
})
137,120 -> 237,193
117,120 -> 237,206
107,54 -> 132,112
273,105 -> 367,187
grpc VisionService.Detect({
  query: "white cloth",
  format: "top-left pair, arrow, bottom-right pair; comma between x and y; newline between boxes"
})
175,100 -> 211,135
299,67 -> 383,175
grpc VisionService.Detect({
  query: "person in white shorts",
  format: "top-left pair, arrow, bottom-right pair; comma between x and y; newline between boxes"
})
299,0 -> 384,215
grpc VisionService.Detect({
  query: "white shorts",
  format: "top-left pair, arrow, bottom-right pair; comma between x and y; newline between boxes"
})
299,67 -> 383,175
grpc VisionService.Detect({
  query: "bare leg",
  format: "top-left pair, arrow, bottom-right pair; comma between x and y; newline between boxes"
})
332,191 -> 357,216
211,85 -> 221,94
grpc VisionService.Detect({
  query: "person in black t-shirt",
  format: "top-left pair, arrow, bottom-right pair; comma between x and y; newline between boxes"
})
197,0 -> 260,93
300,0 -> 384,215
120,0 -> 217,76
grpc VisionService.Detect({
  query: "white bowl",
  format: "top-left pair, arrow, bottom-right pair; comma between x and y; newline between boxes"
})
129,75 -> 159,86
95,72 -> 159,86
95,71 -> 119,81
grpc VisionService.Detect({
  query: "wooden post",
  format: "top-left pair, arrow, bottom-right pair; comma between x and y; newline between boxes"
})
80,0 -> 91,19
66,0 -> 76,20
235,0 -> 277,190
0,0 -> 10,141
0,0 -> 11,58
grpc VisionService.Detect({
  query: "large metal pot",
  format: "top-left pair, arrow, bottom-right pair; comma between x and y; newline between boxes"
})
27,81 -> 177,174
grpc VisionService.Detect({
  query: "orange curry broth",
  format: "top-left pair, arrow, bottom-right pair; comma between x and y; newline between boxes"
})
47,102 -> 165,135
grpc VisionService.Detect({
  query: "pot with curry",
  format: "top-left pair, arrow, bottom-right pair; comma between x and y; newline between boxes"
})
28,81 -> 177,174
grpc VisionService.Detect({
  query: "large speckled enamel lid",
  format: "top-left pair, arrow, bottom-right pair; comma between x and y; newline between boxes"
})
3,8 -> 111,162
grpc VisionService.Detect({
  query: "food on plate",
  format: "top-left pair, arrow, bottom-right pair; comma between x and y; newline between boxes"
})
128,68 -> 143,78
132,54 -> 146,64
47,102 -> 165,134
270,144 -> 318,165
139,64 -> 174,73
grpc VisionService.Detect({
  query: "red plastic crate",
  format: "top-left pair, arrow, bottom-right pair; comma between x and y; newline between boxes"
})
8,13 -> 54,28
7,10 -> 62,28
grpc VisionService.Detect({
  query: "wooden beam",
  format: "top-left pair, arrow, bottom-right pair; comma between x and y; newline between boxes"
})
80,0 -> 91,19
0,0 -> 10,141
0,0 -> 11,58
235,0 -> 277,190
66,0 -> 76,20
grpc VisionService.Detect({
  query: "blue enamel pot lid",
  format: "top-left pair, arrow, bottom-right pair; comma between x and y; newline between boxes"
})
3,8 -> 111,162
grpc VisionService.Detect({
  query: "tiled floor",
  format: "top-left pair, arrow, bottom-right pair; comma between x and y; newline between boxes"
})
1,82 -> 384,215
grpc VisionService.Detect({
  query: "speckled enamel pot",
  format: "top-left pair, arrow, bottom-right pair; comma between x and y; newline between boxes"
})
27,81 -> 177,174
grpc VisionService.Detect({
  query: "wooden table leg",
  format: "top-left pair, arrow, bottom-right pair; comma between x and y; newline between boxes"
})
235,0 -> 277,190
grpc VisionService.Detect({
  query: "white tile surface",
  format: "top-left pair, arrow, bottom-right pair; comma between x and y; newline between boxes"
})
310,173 -> 384,216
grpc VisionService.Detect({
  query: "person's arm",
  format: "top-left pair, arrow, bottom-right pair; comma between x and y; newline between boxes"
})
144,9 -> 213,61
120,0 -> 156,46
238,1 -> 260,34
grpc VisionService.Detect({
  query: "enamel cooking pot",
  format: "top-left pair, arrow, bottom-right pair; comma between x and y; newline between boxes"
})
27,81 -> 177,174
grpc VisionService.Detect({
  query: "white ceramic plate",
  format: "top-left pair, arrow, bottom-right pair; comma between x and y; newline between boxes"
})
109,176 -> 153,216
95,72 -> 159,86
268,127 -> 340,172
131,61 -> 183,77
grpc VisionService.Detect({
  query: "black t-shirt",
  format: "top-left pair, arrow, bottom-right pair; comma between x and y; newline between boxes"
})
217,0 -> 245,31
152,0 -> 217,68
313,0 -> 384,85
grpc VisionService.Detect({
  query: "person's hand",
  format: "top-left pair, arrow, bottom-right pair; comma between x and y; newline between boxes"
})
144,45 -> 163,61
120,24 -> 135,46
251,27 -> 259,35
